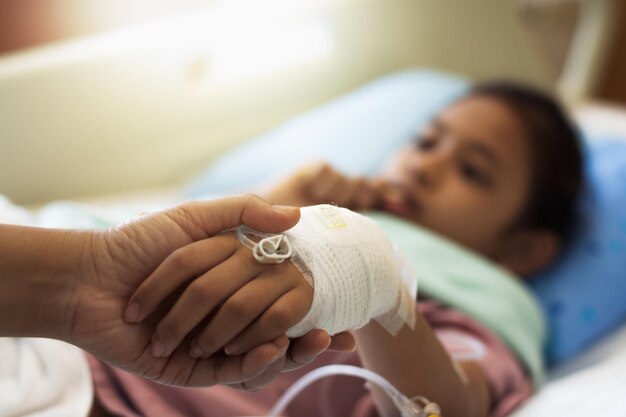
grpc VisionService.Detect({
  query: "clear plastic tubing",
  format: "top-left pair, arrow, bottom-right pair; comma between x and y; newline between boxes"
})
267,364 -> 439,417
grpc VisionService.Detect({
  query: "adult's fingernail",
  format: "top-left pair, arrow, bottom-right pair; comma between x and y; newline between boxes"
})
151,336 -> 167,357
124,302 -> 140,323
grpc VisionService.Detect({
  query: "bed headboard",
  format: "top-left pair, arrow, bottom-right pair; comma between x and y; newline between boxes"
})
0,0 -> 554,204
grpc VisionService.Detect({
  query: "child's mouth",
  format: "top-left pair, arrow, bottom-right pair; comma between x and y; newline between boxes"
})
382,186 -> 420,219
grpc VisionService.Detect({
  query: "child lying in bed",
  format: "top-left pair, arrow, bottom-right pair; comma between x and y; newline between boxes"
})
92,82 -> 583,417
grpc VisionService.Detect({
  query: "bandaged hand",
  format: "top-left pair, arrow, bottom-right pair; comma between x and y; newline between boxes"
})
283,205 -> 418,337
126,231 -> 315,359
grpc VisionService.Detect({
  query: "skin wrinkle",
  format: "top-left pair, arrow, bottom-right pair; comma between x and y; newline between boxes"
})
66,231 -> 97,342
174,204 -> 213,242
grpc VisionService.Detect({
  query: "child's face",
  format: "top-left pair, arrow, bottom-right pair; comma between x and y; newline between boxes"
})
378,96 -> 532,258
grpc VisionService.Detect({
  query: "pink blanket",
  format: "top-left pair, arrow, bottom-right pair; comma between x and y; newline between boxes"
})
87,300 -> 532,417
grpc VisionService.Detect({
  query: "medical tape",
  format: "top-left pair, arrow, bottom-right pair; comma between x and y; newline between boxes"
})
235,204 -> 418,338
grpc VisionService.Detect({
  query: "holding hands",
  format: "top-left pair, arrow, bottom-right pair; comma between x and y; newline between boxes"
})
119,163 -> 395,384
113,163 -> 391,387
27,194 -> 355,390
125,230 -> 314,361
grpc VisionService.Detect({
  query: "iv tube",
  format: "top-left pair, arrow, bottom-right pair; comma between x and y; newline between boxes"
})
267,364 -> 440,417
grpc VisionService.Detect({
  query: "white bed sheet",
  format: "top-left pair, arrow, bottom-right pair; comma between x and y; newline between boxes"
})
511,323 -> 626,416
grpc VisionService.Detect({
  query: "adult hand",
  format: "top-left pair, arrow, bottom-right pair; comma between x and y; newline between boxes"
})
66,194 -> 353,387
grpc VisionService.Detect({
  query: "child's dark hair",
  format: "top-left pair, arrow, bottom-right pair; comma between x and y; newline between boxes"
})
467,81 -> 584,241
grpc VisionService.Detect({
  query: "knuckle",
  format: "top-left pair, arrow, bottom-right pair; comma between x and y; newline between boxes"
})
217,232 -> 240,256
355,177 -> 368,191
223,297 -> 253,318
273,261 -> 292,275
169,248 -> 192,269
313,161 -> 329,171
268,304 -> 296,329
236,243 -> 253,260
240,193 -> 264,206
314,163 -> 332,178
235,245 -> 258,269
188,280 -> 214,302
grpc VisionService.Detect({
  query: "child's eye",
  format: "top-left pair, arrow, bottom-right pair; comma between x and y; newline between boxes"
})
460,163 -> 491,187
414,135 -> 437,151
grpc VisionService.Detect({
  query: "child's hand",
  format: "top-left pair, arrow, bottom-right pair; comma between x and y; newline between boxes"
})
263,162 -> 385,210
125,232 -> 314,359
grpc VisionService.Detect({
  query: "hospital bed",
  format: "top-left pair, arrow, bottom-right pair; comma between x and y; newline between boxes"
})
4,98 -> 626,417
1,0 -> 625,415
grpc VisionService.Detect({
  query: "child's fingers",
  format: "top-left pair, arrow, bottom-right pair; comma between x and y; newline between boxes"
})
283,329 -> 331,371
354,178 -> 384,210
189,335 -> 289,387
306,164 -> 341,203
223,284 -> 313,356
226,345 -> 287,391
236,334 -> 289,385
124,233 -> 239,323
150,249 -> 262,358
190,265 -> 299,358
327,176 -> 360,208
327,331 -> 356,352
344,177 -> 376,209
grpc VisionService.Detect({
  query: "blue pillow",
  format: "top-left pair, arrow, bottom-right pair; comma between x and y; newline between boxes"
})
185,69 -> 626,365
186,70 -> 468,196
529,139 -> 626,364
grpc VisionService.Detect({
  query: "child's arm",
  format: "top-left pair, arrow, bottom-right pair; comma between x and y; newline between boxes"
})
355,317 -> 491,417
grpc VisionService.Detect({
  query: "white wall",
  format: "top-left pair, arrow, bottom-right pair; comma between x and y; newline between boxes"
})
0,0 -> 548,204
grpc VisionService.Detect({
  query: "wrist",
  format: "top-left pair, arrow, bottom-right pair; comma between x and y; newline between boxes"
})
0,224 -> 97,342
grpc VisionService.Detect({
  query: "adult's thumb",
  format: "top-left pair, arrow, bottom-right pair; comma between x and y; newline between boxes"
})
172,194 -> 300,239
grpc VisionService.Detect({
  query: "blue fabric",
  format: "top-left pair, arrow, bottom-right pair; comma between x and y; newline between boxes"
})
185,69 -> 626,365
185,70 -> 468,196
529,139 -> 626,364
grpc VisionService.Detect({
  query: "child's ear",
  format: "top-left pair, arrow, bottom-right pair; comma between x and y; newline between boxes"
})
496,230 -> 561,278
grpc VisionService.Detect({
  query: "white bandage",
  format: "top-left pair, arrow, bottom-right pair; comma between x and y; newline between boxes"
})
239,204 -> 417,337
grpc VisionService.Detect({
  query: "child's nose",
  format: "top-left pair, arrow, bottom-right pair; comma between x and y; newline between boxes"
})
410,150 -> 450,190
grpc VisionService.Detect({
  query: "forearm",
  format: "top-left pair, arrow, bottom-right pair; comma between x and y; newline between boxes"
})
0,224 -> 95,340
354,312 -> 490,417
